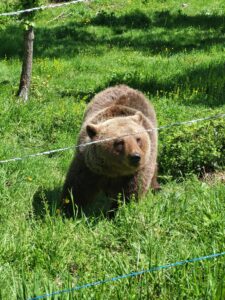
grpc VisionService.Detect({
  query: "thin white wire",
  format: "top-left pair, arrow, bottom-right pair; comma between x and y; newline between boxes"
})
0,113 -> 224,164
0,0 -> 89,17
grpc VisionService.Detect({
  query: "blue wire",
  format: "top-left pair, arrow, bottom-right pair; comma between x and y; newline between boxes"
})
28,251 -> 225,300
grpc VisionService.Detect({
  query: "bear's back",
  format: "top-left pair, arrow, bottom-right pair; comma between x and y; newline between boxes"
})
84,85 -> 157,127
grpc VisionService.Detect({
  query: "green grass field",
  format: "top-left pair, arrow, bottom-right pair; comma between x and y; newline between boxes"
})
0,0 -> 225,299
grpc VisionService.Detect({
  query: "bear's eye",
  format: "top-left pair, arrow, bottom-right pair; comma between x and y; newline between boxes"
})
136,137 -> 142,146
114,140 -> 124,152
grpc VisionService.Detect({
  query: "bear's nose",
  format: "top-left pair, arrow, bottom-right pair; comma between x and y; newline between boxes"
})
129,153 -> 141,165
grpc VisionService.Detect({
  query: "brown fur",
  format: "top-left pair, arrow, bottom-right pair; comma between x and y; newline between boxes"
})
61,85 -> 159,216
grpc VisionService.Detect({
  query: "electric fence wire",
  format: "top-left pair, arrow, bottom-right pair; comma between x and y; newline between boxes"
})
0,113 -> 224,164
0,0 -> 90,17
27,251 -> 225,300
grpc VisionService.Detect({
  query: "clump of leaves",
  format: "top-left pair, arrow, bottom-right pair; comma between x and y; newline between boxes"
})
159,119 -> 225,177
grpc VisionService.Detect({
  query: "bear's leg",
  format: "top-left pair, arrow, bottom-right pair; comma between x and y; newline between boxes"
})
61,158 -> 100,217
62,182 -> 100,217
151,164 -> 161,191
105,176 -> 139,216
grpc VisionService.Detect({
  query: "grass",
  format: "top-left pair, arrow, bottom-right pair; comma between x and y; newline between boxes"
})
0,0 -> 225,299
1,178 -> 225,299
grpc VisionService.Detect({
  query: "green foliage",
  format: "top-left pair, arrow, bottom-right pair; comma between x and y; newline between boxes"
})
0,176 -> 225,299
23,20 -> 36,30
159,119 -> 225,177
19,0 -> 45,21
20,0 -> 42,8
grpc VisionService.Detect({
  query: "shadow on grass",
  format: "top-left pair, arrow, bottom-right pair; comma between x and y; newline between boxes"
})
106,61 -> 225,107
0,23 -> 97,59
32,186 -> 62,218
0,10 -> 224,59
90,10 -> 225,54
91,9 -> 225,30
0,10 -> 224,106
32,187 -> 113,219
60,60 -> 225,107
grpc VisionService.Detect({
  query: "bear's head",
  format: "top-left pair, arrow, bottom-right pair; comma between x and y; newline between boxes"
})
84,112 -> 151,177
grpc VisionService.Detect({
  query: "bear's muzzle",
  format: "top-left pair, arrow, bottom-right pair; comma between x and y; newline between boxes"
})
129,153 -> 141,166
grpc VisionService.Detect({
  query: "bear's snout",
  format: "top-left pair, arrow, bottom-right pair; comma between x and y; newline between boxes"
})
129,153 -> 141,166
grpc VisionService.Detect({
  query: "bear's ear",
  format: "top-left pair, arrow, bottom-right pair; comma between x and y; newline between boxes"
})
132,112 -> 143,125
86,124 -> 99,139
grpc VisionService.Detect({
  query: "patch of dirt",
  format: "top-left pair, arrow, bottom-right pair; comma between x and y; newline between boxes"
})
201,171 -> 225,185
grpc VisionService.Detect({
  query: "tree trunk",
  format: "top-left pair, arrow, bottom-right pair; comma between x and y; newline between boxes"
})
17,26 -> 34,102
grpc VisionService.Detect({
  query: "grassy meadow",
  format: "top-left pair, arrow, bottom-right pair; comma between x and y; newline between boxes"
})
0,0 -> 225,299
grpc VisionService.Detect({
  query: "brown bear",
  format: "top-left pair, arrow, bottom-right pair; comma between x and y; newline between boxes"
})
61,85 -> 159,216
